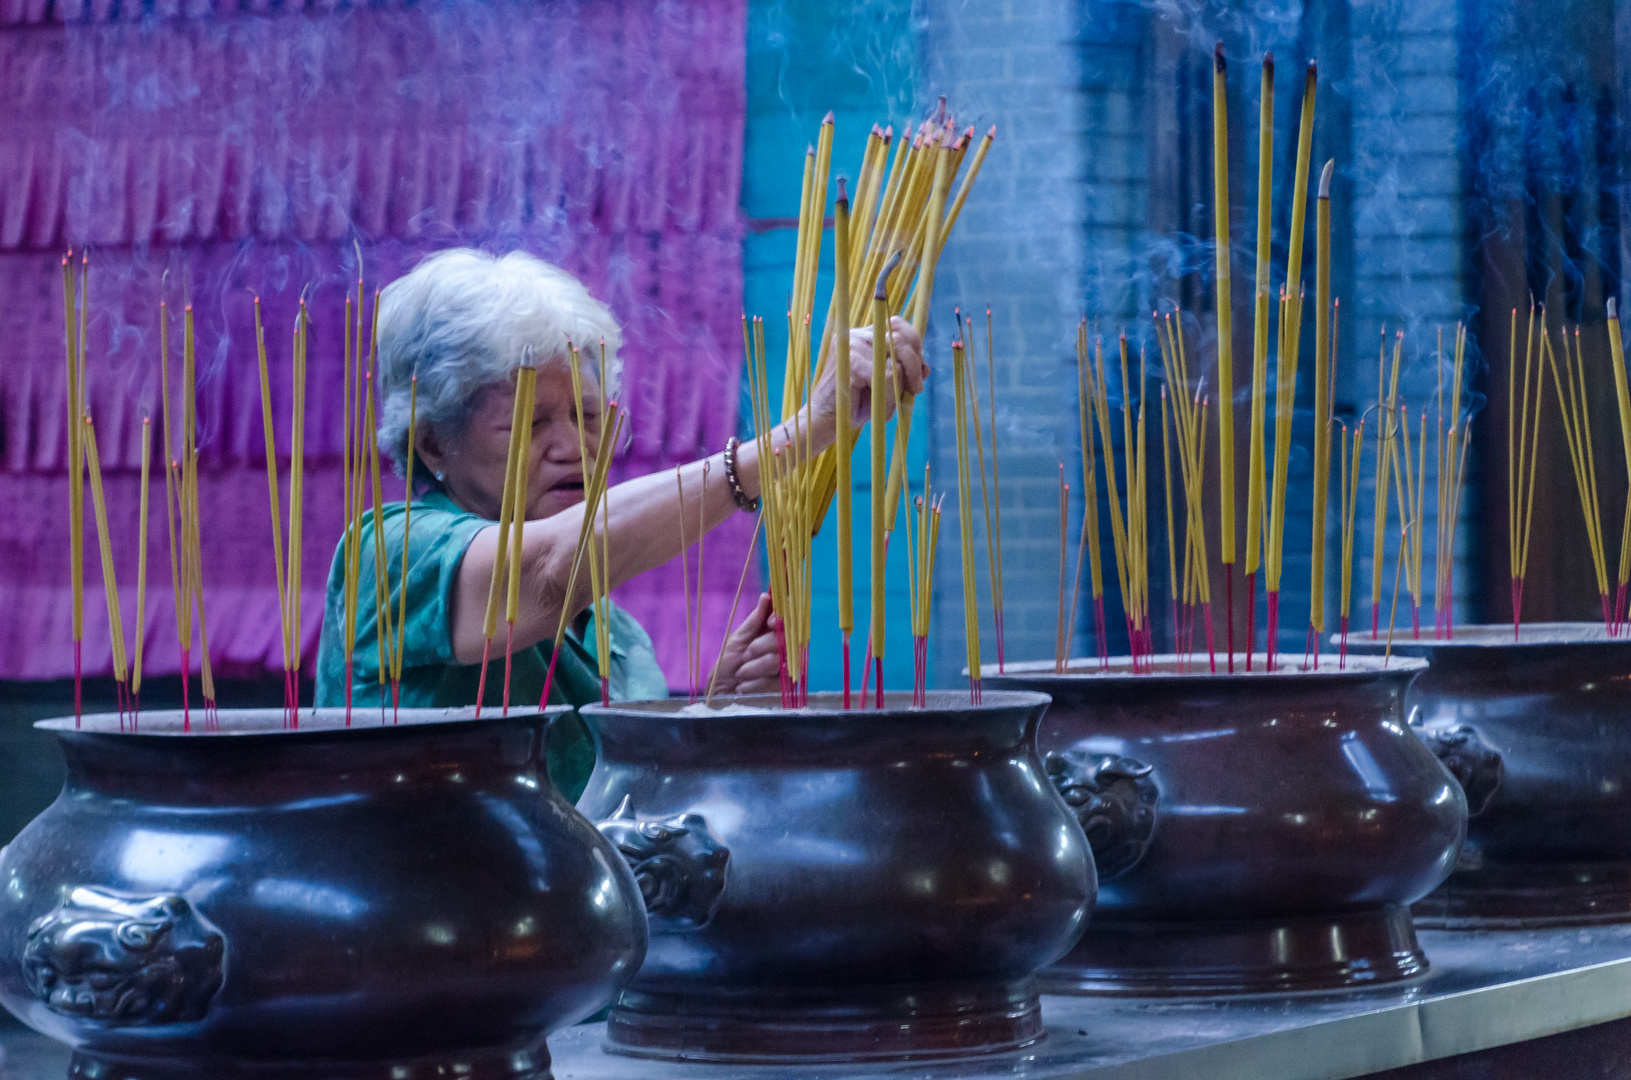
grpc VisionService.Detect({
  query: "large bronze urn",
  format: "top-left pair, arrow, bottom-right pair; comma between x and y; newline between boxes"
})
0,707 -> 647,1080
578,690 -> 1095,1063
986,655 -> 1466,995
1351,623 -> 1631,927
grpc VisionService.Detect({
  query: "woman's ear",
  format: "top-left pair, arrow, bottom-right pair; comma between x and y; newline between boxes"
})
415,424 -> 450,481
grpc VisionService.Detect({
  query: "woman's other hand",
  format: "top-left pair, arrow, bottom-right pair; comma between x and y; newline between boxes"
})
711,593 -> 781,696
805,316 -> 926,450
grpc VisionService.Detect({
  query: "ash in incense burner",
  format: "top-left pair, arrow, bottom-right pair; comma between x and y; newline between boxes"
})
579,690 -> 1094,1063
987,654 -> 1465,996
1350,623 -> 1631,928
0,707 -> 647,1080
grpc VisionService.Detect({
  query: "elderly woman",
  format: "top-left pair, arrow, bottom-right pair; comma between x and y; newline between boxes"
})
315,249 -> 924,799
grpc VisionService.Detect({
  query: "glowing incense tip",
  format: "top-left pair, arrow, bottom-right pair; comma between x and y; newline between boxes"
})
1215,41 -> 1226,71
836,175 -> 848,202
1264,52 -> 1274,74
1319,158 -> 1334,198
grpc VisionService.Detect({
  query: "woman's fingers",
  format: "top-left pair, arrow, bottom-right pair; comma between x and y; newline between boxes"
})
887,316 -> 926,395
712,594 -> 777,695
729,592 -> 773,644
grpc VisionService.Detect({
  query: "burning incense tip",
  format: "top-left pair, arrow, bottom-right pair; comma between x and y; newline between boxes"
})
1264,52 -> 1274,72
876,250 -> 903,301
836,175 -> 848,202
1214,41 -> 1226,71
1319,158 -> 1334,199
1610,297 -> 1619,320
1306,59 -> 1317,77
822,110 -> 834,124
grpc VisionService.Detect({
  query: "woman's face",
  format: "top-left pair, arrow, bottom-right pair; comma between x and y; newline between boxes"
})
421,364 -> 603,522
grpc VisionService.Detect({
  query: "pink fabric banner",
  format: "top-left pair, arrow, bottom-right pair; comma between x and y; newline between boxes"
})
0,0 -> 753,685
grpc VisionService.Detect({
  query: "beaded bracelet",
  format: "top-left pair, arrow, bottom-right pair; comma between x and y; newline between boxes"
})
722,436 -> 760,513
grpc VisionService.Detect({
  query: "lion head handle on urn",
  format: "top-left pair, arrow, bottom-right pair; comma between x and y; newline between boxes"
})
23,886 -> 225,1025
1411,720 -> 1504,818
1045,749 -> 1160,881
596,796 -> 730,932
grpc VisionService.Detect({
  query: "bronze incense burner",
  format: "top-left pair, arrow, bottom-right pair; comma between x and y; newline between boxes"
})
985,655 -> 1465,996
578,690 -> 1095,1063
1350,623 -> 1631,928
0,707 -> 647,1080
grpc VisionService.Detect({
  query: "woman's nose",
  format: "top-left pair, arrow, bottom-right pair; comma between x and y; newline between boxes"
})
541,418 -> 585,462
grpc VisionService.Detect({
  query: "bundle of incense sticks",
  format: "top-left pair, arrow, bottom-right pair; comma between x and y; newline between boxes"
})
254,298 -> 310,726
1075,322 -> 1108,669
339,283 -> 377,724
539,363 -> 625,709
475,357 -> 537,717
61,253 -> 87,723
1240,54 -> 1273,673
82,416 -> 129,722
743,310 -> 817,707
1508,306 -> 1546,636
951,337 -> 984,701
1084,334 -> 1151,669
1390,402 -> 1427,639
774,108 -> 994,700
1370,329 -> 1405,638
1431,326 -> 1471,639
1261,61 -> 1316,672
1545,323 -> 1612,628
1155,313 -> 1215,672
1609,300 -> 1631,631
165,302 -> 217,730
903,463 -> 942,707
1307,164 -> 1337,661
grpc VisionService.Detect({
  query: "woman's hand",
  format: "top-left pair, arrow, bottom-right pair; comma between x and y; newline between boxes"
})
804,316 -> 926,452
711,593 -> 781,696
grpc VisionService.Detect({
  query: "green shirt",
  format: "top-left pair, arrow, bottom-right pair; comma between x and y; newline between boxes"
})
314,490 -> 670,802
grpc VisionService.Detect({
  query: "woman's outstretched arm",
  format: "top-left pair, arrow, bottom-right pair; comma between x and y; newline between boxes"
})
446,318 -> 924,664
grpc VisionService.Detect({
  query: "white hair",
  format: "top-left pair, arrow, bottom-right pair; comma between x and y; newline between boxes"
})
375,249 -> 623,476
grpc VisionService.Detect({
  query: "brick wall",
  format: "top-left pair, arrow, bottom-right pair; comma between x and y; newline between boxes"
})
917,0 -> 1090,684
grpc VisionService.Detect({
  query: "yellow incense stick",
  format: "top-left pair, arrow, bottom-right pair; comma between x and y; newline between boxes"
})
134,417 -> 151,699
1213,45 -> 1237,572
63,256 -> 85,651
83,417 -> 127,686
834,179 -> 854,635
253,298 -> 289,680
870,261 -> 895,675
952,340 -> 982,687
1245,54 -> 1274,585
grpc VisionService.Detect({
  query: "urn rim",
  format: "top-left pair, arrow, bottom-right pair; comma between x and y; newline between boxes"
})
582,688 -> 1051,720
1344,621 -> 1631,650
35,704 -> 571,739
977,652 -> 1426,683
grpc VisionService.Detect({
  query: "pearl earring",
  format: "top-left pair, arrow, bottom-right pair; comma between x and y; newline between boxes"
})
435,471 -> 445,482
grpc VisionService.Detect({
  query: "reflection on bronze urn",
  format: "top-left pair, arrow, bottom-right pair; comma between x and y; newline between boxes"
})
986,655 -> 1465,996
578,690 -> 1095,1064
1350,624 -> 1631,927
0,708 -> 648,1080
